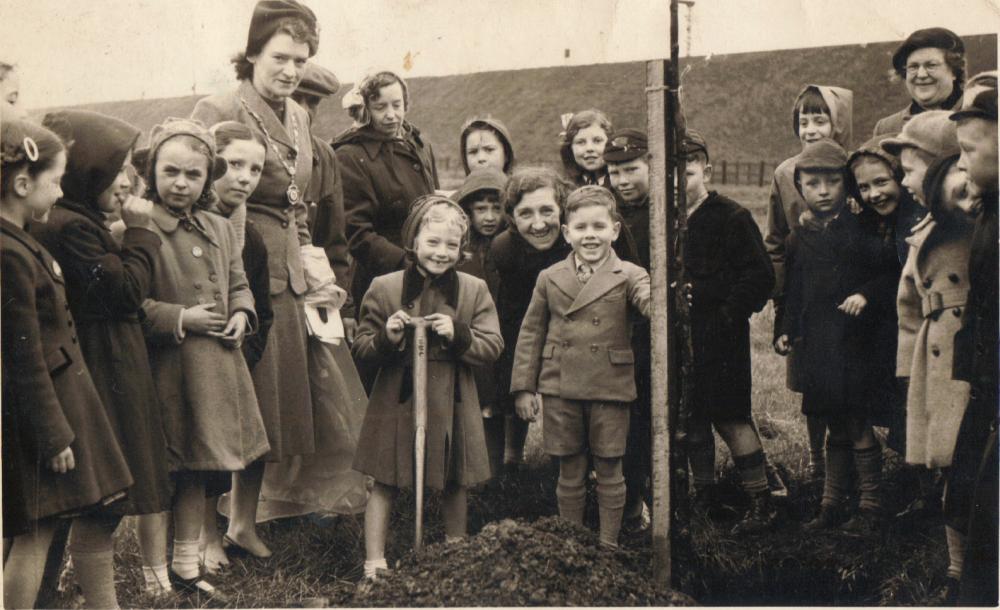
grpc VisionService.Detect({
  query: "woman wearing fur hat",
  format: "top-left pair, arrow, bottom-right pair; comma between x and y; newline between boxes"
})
873,27 -> 967,137
191,0 -> 322,558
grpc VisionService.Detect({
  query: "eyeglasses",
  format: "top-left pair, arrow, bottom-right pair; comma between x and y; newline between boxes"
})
905,61 -> 946,76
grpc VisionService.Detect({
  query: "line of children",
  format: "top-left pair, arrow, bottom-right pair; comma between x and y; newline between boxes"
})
1,119 -> 135,610
140,118 -> 269,601
30,109 -> 176,606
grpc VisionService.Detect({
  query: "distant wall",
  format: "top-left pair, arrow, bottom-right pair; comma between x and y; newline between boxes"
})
39,33 -> 995,170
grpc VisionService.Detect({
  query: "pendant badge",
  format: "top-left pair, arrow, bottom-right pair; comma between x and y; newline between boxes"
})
287,183 -> 301,204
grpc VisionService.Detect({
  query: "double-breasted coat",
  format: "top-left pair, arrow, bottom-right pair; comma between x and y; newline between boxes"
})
776,210 -> 900,418
897,216 -> 973,467
510,251 -> 651,403
352,267 -> 502,489
192,80 -> 316,460
142,204 -> 269,471
333,123 -> 439,309
2,219 -> 133,536
686,192 -> 775,422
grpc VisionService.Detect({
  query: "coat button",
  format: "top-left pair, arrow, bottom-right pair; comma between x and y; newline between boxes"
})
562,340 -> 570,348
971,389 -> 979,401
185,224 -> 194,232
563,315 -> 571,322
194,282 -> 202,289
209,273 -> 218,282
590,344 -> 599,352
406,303 -> 414,310
282,221 -> 289,228
412,163 -> 421,172
923,278 -> 933,288
198,297 -> 207,304
71,336 -> 77,344
931,346 -> 941,357
67,319 -> 73,327
592,317 -> 600,325
287,151 -> 296,160
949,273 -> 960,284
953,308 -> 962,317
214,293 -> 223,301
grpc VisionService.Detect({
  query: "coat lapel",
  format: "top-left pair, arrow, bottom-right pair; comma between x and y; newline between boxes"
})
2,218 -> 65,284
567,251 -> 627,315
239,80 -> 295,150
549,253 -> 584,303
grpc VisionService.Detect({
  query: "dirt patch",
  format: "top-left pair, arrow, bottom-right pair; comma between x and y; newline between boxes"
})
353,516 -> 697,607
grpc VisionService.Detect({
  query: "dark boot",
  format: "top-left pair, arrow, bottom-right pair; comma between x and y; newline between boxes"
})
840,509 -> 884,538
804,504 -> 848,530
731,492 -> 777,535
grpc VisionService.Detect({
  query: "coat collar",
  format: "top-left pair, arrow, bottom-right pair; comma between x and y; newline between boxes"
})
238,79 -> 296,150
353,123 -> 425,162
550,250 -> 627,314
56,198 -> 109,229
150,203 -> 219,247
401,262 -> 460,310
2,217 -> 65,283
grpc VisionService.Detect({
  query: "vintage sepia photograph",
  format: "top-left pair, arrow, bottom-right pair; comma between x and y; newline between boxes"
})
1,0 -> 998,607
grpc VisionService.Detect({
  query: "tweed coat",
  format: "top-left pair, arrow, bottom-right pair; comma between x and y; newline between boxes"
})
142,204 -> 269,470
352,267 -> 502,489
510,251 -> 651,403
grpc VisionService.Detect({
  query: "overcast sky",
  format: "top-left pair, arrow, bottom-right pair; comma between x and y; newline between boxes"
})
3,0 -> 998,109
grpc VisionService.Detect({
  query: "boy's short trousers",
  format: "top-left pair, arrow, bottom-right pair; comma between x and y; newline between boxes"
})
542,395 -> 630,458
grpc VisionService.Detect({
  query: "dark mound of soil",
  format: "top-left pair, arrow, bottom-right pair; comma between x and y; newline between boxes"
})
353,516 -> 697,607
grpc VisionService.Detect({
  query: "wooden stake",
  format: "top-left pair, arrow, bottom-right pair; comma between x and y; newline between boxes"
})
646,59 -> 672,586
409,316 -> 430,552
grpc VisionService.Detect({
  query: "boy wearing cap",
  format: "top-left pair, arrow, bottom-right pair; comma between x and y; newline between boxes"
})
949,71 -> 998,606
874,27 -> 967,137
511,186 -> 650,548
679,131 -> 778,534
881,110 -> 961,207
292,62 -> 354,327
605,129 -> 653,532
774,139 -> 898,534
453,167 -> 506,475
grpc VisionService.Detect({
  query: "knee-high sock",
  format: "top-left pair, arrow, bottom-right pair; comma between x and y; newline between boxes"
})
733,449 -> 768,497
854,445 -> 883,512
946,526 -> 966,580
822,440 -> 853,507
557,455 -> 587,525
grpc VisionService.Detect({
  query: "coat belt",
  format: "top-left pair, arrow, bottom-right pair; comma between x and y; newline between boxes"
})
921,289 -> 967,318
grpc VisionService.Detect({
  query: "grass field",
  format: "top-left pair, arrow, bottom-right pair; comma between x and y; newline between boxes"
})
47,185 -> 950,607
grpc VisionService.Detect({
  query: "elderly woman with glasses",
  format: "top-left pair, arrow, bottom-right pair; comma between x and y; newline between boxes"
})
873,27 -> 967,137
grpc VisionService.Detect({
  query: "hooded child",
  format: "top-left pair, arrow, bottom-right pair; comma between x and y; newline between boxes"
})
352,195 -> 502,579
453,167 -> 507,475
460,116 -> 515,175
30,109 -> 177,602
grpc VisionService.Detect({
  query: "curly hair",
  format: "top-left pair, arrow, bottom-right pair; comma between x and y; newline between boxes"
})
1,120 -> 65,198
559,109 -> 613,181
503,165 -> 573,221
231,17 -> 319,81
347,71 -> 409,127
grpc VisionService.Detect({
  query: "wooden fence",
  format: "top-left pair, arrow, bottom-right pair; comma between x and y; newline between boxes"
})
714,160 -> 780,187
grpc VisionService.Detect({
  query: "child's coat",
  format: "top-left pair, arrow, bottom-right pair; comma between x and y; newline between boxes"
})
2,219 -> 133,536
511,251 -> 651,403
143,204 -> 270,471
352,267 -> 502,489
897,216 -> 973,467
